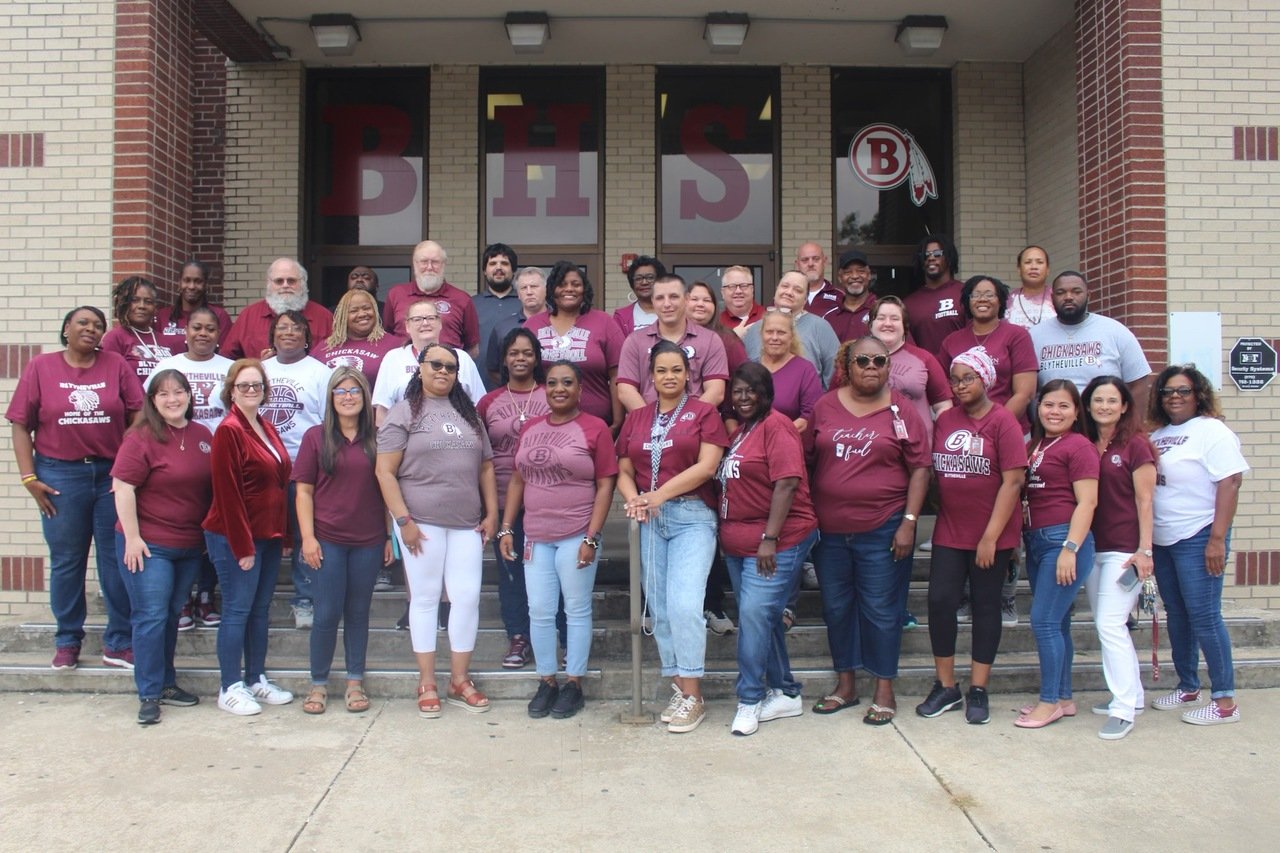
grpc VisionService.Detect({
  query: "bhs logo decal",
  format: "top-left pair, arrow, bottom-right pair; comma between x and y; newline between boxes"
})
849,123 -> 938,207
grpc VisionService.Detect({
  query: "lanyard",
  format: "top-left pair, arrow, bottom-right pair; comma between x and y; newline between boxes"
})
716,419 -> 759,519
648,393 -> 689,493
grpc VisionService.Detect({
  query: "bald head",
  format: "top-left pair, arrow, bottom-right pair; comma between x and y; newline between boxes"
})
795,241 -> 827,288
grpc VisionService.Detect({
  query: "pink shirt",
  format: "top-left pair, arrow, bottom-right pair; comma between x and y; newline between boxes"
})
718,409 -> 818,557
6,351 -> 145,460
292,425 -> 386,548
477,385 -> 550,507
313,333 -> 406,389
616,322 -> 729,405
111,423 -> 215,549
513,413 -> 618,542
384,280 -> 479,350
101,325 -> 186,382
932,405 -> 1028,551
524,309 -> 624,425
1024,431 -> 1099,530
615,398 -> 729,510
769,356 -> 823,424
885,343 -> 951,444
809,389 -> 932,533
1092,432 -> 1157,553
904,278 -> 965,358
939,321 -> 1038,427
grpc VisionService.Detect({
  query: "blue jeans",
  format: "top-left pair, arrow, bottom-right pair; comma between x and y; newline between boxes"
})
308,540 -> 383,684
726,530 -> 818,703
1024,524 -> 1095,703
35,455 -> 131,651
639,498 -> 717,679
492,510 -> 531,638
287,481 -> 310,607
205,531 -> 282,690
1155,525 -> 1235,698
814,513 -> 910,678
115,534 -> 201,699
528,534 -> 599,677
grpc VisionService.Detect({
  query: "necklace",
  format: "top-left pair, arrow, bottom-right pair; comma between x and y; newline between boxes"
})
130,325 -> 168,360
970,324 -> 996,346
1014,290 -> 1048,326
507,386 -> 532,424
167,424 -> 187,451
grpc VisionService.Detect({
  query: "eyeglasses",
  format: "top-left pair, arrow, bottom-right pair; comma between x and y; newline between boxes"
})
949,374 -> 979,388
416,258 -> 445,269
632,273 -> 657,284
969,292 -> 999,302
722,282 -> 753,291
920,249 -> 946,260
852,354 -> 889,369
234,382 -> 264,393
332,387 -> 364,397
424,359 -> 458,374
406,315 -> 439,325
1160,386 -> 1194,398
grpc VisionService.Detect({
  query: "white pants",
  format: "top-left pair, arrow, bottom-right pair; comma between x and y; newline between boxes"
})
395,523 -> 482,655
1084,550 -> 1145,721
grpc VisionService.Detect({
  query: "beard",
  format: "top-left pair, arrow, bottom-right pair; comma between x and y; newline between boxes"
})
804,270 -> 821,285
416,272 -> 444,294
485,274 -> 512,295
266,291 -> 308,314
1055,301 -> 1088,324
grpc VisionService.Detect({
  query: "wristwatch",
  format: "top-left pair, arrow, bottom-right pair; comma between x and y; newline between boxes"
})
903,514 -> 918,523
583,533 -> 601,550
395,515 -> 412,528
1140,548 -> 1153,558
761,533 -> 779,542
1062,540 -> 1080,553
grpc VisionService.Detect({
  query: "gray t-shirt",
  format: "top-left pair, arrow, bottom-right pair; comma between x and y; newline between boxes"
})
377,395 -> 494,528
1028,312 -> 1151,392
743,311 -> 840,389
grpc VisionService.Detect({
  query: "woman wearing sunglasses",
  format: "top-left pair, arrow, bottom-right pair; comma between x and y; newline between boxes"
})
808,337 -> 931,725
1146,365 -> 1248,725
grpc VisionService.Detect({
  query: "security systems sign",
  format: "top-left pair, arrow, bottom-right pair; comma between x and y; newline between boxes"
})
848,123 -> 938,207
1228,337 -> 1277,391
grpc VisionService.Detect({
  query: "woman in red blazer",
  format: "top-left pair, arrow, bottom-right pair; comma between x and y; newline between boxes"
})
203,358 -> 295,716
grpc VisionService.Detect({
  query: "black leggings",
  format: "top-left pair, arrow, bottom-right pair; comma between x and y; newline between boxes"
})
927,544 -> 1012,665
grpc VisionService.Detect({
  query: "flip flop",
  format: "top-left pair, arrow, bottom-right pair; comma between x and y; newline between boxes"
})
812,694 -> 861,715
863,703 -> 896,726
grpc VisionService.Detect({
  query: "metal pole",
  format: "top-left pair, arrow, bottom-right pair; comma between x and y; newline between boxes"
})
619,517 -> 653,724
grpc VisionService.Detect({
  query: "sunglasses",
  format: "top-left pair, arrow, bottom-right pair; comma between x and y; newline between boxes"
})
920,249 -> 946,260
852,354 -> 889,369
1160,386 -> 1194,398
425,359 -> 459,374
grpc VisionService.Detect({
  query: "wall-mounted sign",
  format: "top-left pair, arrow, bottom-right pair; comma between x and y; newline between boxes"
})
1229,337 -> 1277,391
848,122 -> 937,207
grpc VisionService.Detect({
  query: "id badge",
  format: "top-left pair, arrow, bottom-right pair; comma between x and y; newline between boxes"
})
967,435 -> 985,456
893,418 -> 909,440
522,540 -> 533,563
1021,499 -> 1031,530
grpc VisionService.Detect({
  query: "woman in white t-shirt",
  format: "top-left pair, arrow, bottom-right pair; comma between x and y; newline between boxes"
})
1147,365 -> 1248,726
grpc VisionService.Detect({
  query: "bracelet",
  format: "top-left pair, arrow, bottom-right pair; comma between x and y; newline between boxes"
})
760,533 -> 779,542
20,474 -> 38,484
497,528 -> 515,539
582,535 -> 601,550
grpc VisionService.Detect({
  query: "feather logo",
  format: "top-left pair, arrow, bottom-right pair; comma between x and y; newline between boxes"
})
849,123 -> 938,208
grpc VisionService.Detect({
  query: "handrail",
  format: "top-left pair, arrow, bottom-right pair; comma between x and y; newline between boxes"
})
620,517 -> 652,723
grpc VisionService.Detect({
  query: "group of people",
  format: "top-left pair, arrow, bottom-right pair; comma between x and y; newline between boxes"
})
6,236 -> 1247,740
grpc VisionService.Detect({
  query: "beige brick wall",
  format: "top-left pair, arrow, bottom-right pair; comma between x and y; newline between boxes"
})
1023,23 -> 1081,274
222,61 -> 303,310
780,67 -> 832,282
603,65 -> 656,313
1163,0 -> 1280,602
0,2 -> 116,617
952,62 -> 1027,280
429,66 -> 479,294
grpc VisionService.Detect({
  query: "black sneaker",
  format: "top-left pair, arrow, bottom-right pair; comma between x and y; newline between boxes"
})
916,680 -> 963,718
965,685 -> 990,725
550,680 -> 585,719
437,601 -> 451,632
137,699 -> 161,726
395,602 -> 410,631
528,679 -> 559,718
159,685 -> 200,707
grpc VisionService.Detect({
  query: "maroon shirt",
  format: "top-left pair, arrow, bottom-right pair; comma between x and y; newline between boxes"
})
1092,432 -> 1157,553
514,412 -> 618,542
884,343 -> 951,444
1024,431 -> 1099,530
292,425 -> 386,548
720,304 -> 764,332
939,321 -> 1038,428
769,356 -> 823,424
6,350 -> 144,461
932,405 -> 1028,551
313,333 -> 406,390
809,389 -> 932,533
111,423 -> 215,549
222,299 -> 334,360
903,278 -> 965,358
617,322 -> 729,405
202,406 -> 292,560
615,398 -> 729,510
822,296 -> 878,342
384,280 -> 479,350
804,279 -> 844,317
525,309 -> 623,425
477,385 -> 551,507
101,325 -> 187,382
156,303 -> 233,345
718,409 -> 818,557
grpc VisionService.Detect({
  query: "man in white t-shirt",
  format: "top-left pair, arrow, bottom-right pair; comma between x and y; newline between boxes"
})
372,298 -> 485,425
1029,270 -> 1153,413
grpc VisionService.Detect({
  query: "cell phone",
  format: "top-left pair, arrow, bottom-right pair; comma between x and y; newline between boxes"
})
1117,565 -> 1140,592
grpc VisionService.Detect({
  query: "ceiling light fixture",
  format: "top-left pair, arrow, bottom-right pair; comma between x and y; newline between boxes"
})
310,13 -> 361,56
704,12 -> 749,54
895,15 -> 947,56
505,11 -> 550,53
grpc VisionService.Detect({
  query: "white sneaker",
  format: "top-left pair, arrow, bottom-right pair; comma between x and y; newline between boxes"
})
800,562 -> 820,590
758,688 -> 803,722
218,681 -> 262,716
659,683 -> 684,723
1001,599 -> 1018,627
956,601 -> 972,623
292,603 -> 313,630
704,609 -> 736,635
667,694 -> 705,733
919,537 -> 933,553
731,701 -> 761,736
249,674 -> 294,705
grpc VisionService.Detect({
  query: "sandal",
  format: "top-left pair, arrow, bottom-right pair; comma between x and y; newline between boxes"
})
302,687 -> 327,715
446,679 -> 491,713
863,703 -> 897,726
812,694 -> 861,715
345,684 -> 370,713
417,683 -> 441,719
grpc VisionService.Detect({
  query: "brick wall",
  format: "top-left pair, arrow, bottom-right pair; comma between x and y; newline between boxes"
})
428,66 -> 480,296
1024,23 -> 1081,273
602,66 -> 657,312
779,67 -> 832,282
190,34 -> 228,298
952,62 -> 1027,280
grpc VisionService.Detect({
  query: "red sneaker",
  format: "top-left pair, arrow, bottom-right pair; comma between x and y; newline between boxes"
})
194,592 -> 220,627
51,646 -> 80,670
177,600 -> 195,632
102,647 -> 135,669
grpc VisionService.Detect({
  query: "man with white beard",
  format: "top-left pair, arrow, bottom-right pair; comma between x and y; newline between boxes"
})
384,240 -> 481,357
222,257 -> 334,359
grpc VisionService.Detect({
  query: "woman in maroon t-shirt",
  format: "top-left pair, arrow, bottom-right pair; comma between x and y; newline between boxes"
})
294,367 -> 391,715
1081,375 -> 1156,739
7,305 -> 144,671
616,341 -> 728,733
313,288 -> 404,390
717,363 -> 819,736
808,337 -> 931,725
1017,379 -> 1099,729
101,277 -> 185,383
916,349 -> 1027,725
112,368 -> 213,724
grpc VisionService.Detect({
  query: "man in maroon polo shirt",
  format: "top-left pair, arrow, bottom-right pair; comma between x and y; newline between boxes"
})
796,241 -> 843,317
903,233 -> 964,358
822,249 -> 879,342
222,257 -> 334,360
383,240 -> 481,356
718,265 -> 764,333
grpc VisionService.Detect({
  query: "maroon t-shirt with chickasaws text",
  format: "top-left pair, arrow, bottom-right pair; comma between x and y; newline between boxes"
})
1092,432 -> 1157,553
932,404 -> 1028,551
477,385 -> 550,508
808,389 -> 932,533
514,412 -> 618,543
718,409 -> 818,557
615,398 -> 729,511
101,325 -> 187,382
524,309 -> 623,425
111,423 -> 214,549
291,425 -> 387,548
903,278 -> 965,358
313,333 -> 406,390
5,350 -> 145,461
1024,431 -> 1100,530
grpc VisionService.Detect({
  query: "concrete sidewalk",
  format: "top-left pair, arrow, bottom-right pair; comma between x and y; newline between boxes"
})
0,688 -> 1276,851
